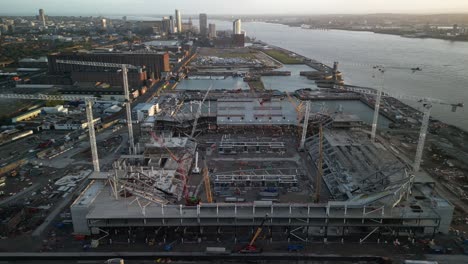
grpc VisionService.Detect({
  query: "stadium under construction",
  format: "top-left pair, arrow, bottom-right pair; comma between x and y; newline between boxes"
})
70,90 -> 453,247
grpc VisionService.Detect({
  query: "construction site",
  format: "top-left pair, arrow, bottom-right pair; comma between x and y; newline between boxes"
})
0,51 -> 467,264
65,85 -> 458,254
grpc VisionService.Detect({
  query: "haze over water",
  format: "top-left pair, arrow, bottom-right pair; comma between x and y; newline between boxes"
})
205,20 -> 468,131
135,16 -> 468,130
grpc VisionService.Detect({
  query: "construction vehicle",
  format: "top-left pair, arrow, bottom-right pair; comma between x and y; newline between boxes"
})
239,214 -> 269,253
38,139 -> 54,149
206,247 -> 228,254
287,244 -> 304,252
164,240 -> 177,251
105,258 -> 124,264
185,196 -> 201,206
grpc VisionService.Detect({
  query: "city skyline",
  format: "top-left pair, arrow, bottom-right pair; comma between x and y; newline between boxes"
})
2,0 -> 468,15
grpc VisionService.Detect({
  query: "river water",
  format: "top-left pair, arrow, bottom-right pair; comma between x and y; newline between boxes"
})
186,19 -> 468,131
130,17 -> 468,130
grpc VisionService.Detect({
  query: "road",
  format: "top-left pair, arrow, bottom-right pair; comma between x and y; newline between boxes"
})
0,183 -> 41,206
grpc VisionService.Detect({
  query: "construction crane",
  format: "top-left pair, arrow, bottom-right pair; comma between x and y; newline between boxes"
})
315,124 -> 323,203
285,91 -> 304,113
370,65 -> 385,142
334,85 -> 463,172
239,214 -> 269,253
150,131 -> 183,164
190,85 -> 212,138
286,92 -> 310,150
202,159 -> 213,203
0,94 -> 100,171
56,60 -> 139,153
149,131 -> 198,204
299,100 -> 311,150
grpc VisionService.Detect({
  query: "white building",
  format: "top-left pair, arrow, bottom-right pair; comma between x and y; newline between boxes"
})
209,23 -> 216,38
132,103 -> 157,122
233,19 -> 242,35
54,117 -> 101,130
42,105 -> 68,115
175,9 -> 182,33
101,18 -> 107,29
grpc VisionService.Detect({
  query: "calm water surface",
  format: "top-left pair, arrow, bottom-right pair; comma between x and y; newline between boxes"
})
196,20 -> 468,130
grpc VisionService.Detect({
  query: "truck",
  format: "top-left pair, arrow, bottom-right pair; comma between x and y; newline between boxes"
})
404,261 -> 438,264
206,247 -> 228,254
287,244 -> 304,252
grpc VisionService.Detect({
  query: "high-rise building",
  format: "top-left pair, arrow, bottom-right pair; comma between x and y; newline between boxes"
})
233,19 -> 242,35
208,23 -> 216,38
199,13 -> 208,37
169,16 -> 174,34
101,18 -> 107,29
162,17 -> 171,35
175,9 -> 182,33
39,9 -> 46,27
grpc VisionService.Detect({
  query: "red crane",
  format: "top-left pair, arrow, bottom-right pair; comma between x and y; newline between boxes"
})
149,132 -> 199,205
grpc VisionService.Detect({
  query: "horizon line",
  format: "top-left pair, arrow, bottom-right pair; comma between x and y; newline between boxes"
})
2,12 -> 468,17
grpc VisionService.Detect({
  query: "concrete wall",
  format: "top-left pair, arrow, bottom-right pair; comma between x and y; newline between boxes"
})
71,204 -> 91,235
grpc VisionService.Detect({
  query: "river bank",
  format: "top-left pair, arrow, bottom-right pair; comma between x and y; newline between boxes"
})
273,22 -> 468,42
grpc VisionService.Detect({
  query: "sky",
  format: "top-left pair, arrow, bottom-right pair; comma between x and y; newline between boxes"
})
2,0 -> 468,16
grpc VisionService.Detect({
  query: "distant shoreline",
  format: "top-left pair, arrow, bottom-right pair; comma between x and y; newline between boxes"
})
273,22 -> 468,43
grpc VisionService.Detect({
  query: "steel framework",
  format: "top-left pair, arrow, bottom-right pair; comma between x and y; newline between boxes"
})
56,59 -> 138,153
0,93 -> 100,171
335,85 -> 463,172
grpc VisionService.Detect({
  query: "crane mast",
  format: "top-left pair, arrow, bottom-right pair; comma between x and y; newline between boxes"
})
56,59 -> 138,153
202,163 -> 213,203
315,124 -> 323,203
121,64 -> 135,153
413,104 -> 432,172
85,99 -> 100,171
190,85 -> 212,138
0,94 -> 100,172
371,66 -> 385,142
299,100 -> 311,150
334,84 -> 463,172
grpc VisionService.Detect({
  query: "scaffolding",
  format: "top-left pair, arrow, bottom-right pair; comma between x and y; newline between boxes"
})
306,128 -> 411,204
218,139 -> 286,154
212,168 -> 303,190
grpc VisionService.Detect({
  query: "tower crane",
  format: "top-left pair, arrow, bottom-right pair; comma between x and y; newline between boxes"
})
56,60 -> 139,153
334,85 -> 463,172
299,100 -> 311,150
315,124 -> 323,203
149,131 -> 197,204
0,94 -> 100,171
190,85 -> 212,138
370,65 -> 385,142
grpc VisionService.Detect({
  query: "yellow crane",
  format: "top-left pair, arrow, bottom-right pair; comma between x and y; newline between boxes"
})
239,214 -> 269,253
203,160 -> 213,203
